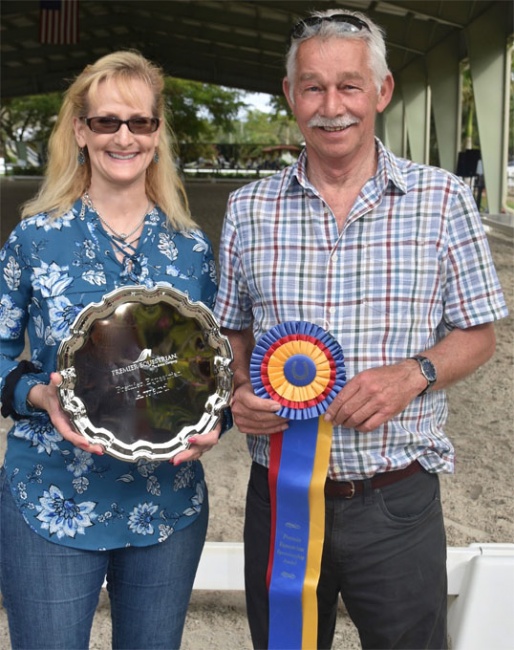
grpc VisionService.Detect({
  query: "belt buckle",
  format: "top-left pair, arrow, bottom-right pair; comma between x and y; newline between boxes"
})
344,480 -> 355,499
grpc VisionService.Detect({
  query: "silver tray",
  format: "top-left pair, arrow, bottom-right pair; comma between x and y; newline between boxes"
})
57,285 -> 232,462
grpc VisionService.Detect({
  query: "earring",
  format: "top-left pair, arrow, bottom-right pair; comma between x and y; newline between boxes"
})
153,150 -> 159,164
78,147 -> 86,166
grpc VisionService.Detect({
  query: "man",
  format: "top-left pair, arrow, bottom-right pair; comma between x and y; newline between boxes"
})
214,9 -> 508,650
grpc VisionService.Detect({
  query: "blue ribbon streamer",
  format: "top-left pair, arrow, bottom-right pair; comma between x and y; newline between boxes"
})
268,419 -> 318,649
250,321 -> 346,649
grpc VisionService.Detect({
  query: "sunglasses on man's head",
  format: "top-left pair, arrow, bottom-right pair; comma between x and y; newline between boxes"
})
81,116 -> 160,135
290,13 -> 370,42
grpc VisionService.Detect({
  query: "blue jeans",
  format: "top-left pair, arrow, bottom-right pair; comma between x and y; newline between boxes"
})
244,461 -> 447,649
0,468 -> 208,649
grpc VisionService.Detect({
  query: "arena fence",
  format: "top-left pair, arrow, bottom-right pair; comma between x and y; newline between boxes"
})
192,541 -> 514,650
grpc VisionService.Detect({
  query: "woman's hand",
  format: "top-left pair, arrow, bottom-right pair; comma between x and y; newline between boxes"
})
27,372 -> 104,455
171,423 -> 222,465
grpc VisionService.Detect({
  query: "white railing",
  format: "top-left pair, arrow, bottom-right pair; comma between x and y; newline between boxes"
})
193,542 -> 514,650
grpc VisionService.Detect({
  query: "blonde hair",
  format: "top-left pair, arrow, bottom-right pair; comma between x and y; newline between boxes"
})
22,50 -> 195,230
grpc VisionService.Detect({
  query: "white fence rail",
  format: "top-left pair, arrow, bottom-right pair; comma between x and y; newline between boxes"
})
193,542 -> 514,650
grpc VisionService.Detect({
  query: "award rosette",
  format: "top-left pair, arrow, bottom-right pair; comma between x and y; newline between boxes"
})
250,321 -> 346,650
57,285 -> 233,462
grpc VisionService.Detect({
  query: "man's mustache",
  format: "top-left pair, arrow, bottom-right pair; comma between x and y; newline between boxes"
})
307,115 -> 359,129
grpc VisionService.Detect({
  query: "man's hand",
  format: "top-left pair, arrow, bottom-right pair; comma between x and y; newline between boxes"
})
324,361 -> 424,432
324,323 -> 497,433
230,382 -> 288,435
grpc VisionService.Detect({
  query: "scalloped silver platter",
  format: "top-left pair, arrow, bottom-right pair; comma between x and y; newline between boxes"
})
57,285 -> 233,462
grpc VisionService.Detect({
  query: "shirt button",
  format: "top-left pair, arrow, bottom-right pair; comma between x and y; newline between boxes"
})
332,253 -> 338,262
329,306 -> 336,314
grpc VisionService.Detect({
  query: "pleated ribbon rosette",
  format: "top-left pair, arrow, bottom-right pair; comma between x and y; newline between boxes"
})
250,321 -> 346,650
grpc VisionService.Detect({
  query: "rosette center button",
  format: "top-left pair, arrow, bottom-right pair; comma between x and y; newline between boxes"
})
283,354 -> 317,387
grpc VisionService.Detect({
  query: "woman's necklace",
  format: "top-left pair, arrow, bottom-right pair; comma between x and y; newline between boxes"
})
82,191 -> 152,248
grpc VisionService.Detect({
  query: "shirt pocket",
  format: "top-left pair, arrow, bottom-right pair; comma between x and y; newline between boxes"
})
363,238 -> 437,317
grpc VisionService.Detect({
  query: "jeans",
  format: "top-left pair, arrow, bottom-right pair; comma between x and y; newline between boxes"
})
0,468 -> 208,650
244,461 -> 448,650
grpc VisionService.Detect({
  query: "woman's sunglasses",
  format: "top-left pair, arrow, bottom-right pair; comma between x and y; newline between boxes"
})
81,116 -> 160,135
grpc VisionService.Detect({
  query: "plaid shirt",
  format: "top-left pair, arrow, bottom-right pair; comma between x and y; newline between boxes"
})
215,140 -> 508,480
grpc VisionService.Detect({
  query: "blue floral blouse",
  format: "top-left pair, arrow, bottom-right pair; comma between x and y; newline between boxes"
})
0,198 -> 219,550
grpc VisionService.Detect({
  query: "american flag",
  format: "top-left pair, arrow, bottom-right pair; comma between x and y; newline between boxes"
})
39,0 -> 79,45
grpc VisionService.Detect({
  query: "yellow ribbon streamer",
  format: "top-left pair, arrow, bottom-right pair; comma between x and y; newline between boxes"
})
301,416 -> 333,649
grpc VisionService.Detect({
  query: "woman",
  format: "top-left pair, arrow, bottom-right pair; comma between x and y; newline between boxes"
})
0,51 -> 227,649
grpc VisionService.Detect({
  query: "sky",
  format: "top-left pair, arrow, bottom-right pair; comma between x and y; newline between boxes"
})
242,91 -> 274,114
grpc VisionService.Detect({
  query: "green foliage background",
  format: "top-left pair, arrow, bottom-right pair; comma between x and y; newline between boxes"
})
1,66 -> 513,172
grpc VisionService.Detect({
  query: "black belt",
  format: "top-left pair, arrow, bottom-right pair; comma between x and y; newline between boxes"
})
325,461 -> 423,499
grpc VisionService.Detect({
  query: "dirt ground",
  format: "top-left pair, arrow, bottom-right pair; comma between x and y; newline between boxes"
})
0,178 -> 512,649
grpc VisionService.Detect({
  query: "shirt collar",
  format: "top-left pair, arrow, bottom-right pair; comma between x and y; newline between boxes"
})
286,138 -> 407,197
374,138 -> 407,195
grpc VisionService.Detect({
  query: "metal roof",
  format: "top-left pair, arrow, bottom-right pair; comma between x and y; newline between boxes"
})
2,0 -> 511,99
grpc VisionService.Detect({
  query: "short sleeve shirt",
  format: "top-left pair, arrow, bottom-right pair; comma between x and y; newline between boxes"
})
214,140 -> 508,479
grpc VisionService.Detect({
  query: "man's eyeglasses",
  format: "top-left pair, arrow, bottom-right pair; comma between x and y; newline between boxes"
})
81,116 -> 160,135
290,14 -> 370,42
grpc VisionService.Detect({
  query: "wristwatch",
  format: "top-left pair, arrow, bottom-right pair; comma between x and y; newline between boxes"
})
410,355 -> 437,396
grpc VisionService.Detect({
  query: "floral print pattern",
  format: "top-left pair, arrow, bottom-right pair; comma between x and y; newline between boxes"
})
36,484 -> 97,539
0,199 -> 217,550
0,294 -> 23,339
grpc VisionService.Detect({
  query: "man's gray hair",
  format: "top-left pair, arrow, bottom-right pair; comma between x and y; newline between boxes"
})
285,9 -> 390,103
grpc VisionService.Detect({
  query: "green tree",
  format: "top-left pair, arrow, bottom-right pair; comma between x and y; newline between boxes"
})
232,109 -> 301,145
510,47 -> 514,161
461,65 -> 478,151
0,93 -> 62,164
0,81 -> 245,168
164,78 -> 244,143
269,95 -> 292,117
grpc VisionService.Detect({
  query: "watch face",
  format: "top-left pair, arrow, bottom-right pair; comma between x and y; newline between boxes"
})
419,357 -> 437,382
